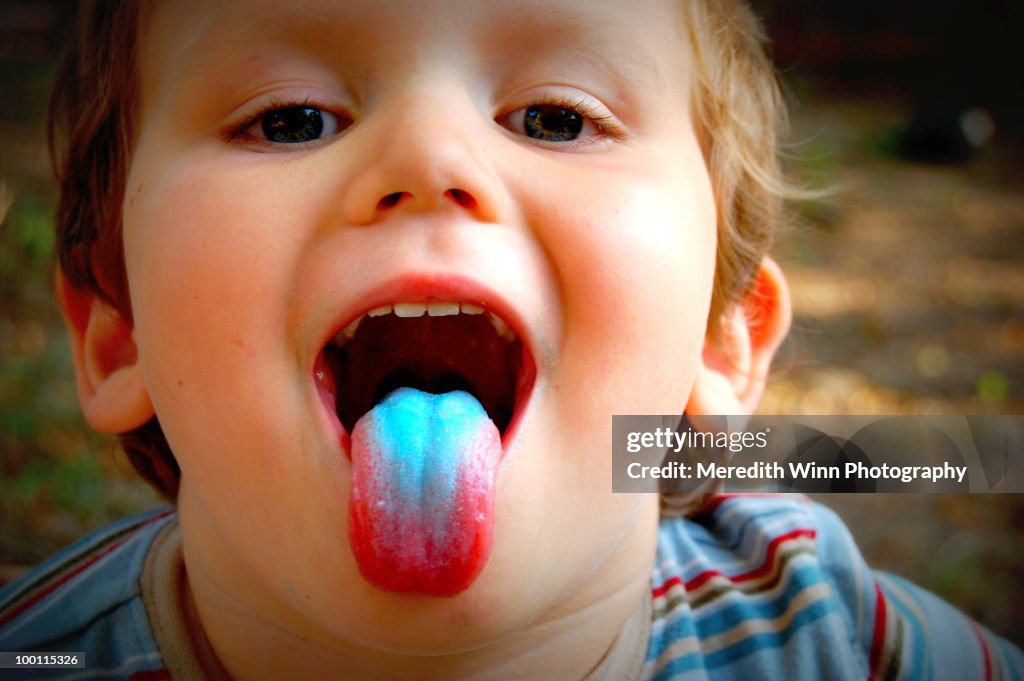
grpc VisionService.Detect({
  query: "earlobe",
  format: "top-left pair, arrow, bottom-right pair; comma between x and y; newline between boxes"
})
56,270 -> 155,434
687,257 -> 791,417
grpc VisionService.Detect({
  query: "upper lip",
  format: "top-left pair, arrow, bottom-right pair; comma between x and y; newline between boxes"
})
318,273 -> 532,358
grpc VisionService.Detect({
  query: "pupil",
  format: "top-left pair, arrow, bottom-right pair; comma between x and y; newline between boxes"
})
263,107 -> 324,143
524,105 -> 583,142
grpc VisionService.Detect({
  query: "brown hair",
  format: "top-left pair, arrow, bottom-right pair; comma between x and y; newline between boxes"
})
683,0 -> 791,329
50,0 -> 180,499
49,0 -> 790,503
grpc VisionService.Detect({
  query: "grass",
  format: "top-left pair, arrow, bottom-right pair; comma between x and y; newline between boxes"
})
0,181 -> 161,567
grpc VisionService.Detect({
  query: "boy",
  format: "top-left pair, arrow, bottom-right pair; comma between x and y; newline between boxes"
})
1,0 -> 1021,679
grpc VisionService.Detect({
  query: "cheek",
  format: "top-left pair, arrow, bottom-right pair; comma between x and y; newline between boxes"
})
121,156 -> 366,593
535,149 -> 717,420
125,170 -> 275,370
500,144 -> 716,568
121,158 -> 317,488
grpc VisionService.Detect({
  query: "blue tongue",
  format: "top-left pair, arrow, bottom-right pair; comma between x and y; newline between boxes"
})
348,387 -> 502,595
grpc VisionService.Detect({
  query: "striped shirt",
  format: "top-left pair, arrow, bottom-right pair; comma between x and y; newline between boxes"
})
0,508 -> 174,680
644,494 -> 1023,680
1,496 -> 1021,680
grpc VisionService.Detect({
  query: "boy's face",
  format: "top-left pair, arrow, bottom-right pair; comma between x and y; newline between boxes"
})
123,0 -> 716,650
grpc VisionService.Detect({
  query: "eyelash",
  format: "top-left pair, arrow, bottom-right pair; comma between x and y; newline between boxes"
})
224,93 -> 624,149
225,97 -> 349,148
505,93 -> 623,146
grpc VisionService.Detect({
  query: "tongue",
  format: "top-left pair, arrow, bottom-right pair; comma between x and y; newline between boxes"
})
348,387 -> 502,596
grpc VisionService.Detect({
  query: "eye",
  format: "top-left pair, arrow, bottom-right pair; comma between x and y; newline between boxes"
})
500,96 -> 619,146
262,105 -> 343,143
231,103 -> 351,146
523,105 -> 585,142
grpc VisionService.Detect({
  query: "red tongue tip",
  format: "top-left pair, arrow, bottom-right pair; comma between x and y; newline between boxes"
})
348,388 -> 501,596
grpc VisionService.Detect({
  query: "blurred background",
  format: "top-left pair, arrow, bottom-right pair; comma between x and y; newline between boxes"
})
754,0 -> 1024,646
1,0 -> 1022,644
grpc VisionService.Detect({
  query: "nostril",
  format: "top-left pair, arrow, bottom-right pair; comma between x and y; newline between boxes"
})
375,189 -> 478,212
378,192 -> 404,209
445,188 -> 477,210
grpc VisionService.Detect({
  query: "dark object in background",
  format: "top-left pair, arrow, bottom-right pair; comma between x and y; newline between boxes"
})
896,107 -> 996,164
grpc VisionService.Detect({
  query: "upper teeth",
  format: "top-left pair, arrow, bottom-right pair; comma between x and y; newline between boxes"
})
332,302 -> 517,346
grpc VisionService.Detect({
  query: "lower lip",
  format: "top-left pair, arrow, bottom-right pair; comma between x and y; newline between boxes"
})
500,343 -> 536,449
314,352 -> 351,452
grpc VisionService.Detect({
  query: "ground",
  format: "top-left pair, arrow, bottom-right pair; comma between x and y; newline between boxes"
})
764,85 -> 1024,643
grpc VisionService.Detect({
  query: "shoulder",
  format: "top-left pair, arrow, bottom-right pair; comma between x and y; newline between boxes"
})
647,494 -> 869,680
0,507 -> 176,679
645,494 -> 1024,681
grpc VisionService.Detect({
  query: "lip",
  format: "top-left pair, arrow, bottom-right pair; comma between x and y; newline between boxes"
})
314,272 -> 538,449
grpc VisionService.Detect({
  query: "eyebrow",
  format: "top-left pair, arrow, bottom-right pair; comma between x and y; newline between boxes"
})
477,5 -> 670,95
151,7 -> 348,118
158,1 -> 674,119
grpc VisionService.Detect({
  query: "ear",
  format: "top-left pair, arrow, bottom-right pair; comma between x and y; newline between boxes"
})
687,257 -> 791,417
56,270 -> 155,433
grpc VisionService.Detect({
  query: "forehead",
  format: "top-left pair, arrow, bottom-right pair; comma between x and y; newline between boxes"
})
137,0 -> 691,107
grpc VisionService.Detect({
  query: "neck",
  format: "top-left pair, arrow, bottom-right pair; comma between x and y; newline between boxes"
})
180,495 -> 659,681
188,572 -> 651,681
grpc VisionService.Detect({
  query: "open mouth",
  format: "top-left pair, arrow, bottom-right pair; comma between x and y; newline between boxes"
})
318,301 -> 535,442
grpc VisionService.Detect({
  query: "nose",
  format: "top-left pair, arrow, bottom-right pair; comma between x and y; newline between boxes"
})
339,91 -> 507,226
